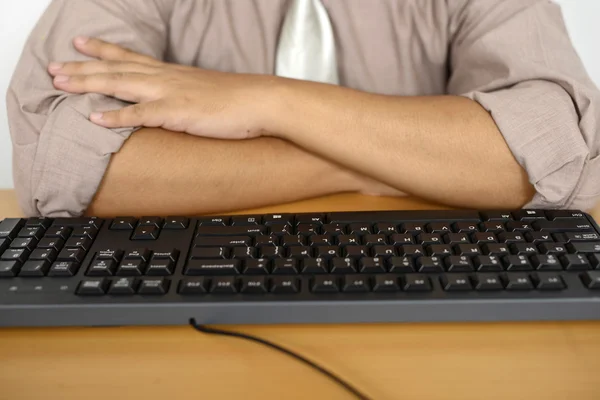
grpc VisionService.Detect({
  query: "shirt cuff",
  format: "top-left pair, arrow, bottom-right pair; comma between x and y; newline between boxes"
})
461,80 -> 600,211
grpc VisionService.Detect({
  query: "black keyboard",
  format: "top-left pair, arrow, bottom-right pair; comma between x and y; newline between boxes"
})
1,209 -> 600,327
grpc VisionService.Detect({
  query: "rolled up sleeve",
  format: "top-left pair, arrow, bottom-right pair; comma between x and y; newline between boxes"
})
6,0 -> 170,217
447,0 -> 600,210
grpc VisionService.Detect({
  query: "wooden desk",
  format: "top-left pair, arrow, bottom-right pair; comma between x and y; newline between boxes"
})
1,189 -> 599,400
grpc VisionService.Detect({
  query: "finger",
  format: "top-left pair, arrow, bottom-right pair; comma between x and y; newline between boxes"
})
53,72 -> 161,103
90,102 -> 166,129
73,36 -> 161,65
48,60 -> 157,76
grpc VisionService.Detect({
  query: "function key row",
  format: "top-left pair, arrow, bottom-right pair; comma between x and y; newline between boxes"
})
110,216 -> 189,231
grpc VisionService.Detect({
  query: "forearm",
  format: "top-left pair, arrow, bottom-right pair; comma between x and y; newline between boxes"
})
86,128 -> 362,216
269,81 -> 535,209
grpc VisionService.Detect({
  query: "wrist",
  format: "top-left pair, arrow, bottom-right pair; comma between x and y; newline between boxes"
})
256,76 -> 298,139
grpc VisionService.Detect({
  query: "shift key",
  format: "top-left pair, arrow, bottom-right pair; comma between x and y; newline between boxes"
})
195,236 -> 252,247
185,259 -> 241,276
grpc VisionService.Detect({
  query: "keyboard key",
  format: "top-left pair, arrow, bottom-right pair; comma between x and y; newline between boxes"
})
471,233 -> 497,244
281,235 -> 305,247
138,278 -> 169,295
399,245 -> 425,258
179,278 -> 207,295
589,254 -> 600,269
566,242 -> 600,254
311,276 -> 339,293
473,256 -> 503,271
196,236 -> 252,247
562,232 -> 600,242
531,273 -> 565,290
1,248 -> 30,263
538,243 -> 567,255
96,249 -> 124,263
453,222 -> 479,233
371,245 -> 396,258
510,243 -> 539,255
241,277 -> 268,294
18,226 -> 45,240
185,260 -> 241,276
29,248 -> 58,262
388,256 -> 415,273
560,254 -> 591,271
525,232 -> 554,244
308,235 -> 334,246
162,217 -> 189,229
109,277 -> 137,295
77,279 -> 108,295
18,260 -> 50,277
230,246 -> 257,259
481,212 -> 512,221
198,217 -> 229,226
343,246 -> 369,259
110,217 -> 137,230
359,257 -> 386,273
497,232 -> 526,243
343,275 -> 370,292
295,214 -> 324,225
24,217 -> 50,228
270,223 -> 293,236
337,235 -> 360,246
502,255 -> 533,271
580,271 -> 600,289
321,223 -> 345,235
426,222 -> 452,233
316,246 -> 339,259
124,248 -> 152,262
0,218 -> 23,239
146,259 -> 175,276
270,277 -> 300,293
288,246 -> 313,258
513,210 -> 546,221
473,273 -> 504,290
440,274 -> 472,291
131,225 -> 160,240
197,226 -> 267,237
272,259 -> 298,274
54,218 -> 103,229
138,217 -> 163,228
389,234 -> 415,245
375,223 -> 397,234
417,233 -> 443,245
116,260 -> 146,276
505,221 -> 532,232
153,249 -> 180,262
48,262 -> 79,277
262,214 -> 293,226
87,259 -> 117,276
348,223 -> 372,235
9,237 -> 38,251
330,258 -> 357,274
480,222 -> 506,233
454,244 -> 481,256
190,247 -> 228,259
530,255 -> 562,271
0,239 -> 8,255
301,258 -> 328,274
401,275 -> 431,292
502,274 -> 533,290
445,256 -> 474,272
444,233 -> 470,244
546,210 -> 587,220
482,244 -> 510,256
372,275 -> 400,292
36,237 -> 64,252
243,259 -> 270,275
0,260 -> 20,277
296,224 -> 319,236
533,219 -> 593,232
71,226 -> 98,240
209,277 -> 237,294
401,222 -> 426,234
362,234 -> 387,246
260,246 -> 283,259
427,245 -> 453,257
416,256 -> 444,272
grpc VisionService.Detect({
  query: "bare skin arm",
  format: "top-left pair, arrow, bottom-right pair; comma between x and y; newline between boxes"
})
86,127 -> 399,217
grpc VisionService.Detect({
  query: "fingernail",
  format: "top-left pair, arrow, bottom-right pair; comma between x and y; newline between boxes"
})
74,36 -> 89,46
48,62 -> 63,72
54,75 -> 69,83
90,112 -> 104,122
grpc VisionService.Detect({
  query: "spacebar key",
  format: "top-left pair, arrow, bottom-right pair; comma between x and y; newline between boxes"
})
185,259 -> 241,275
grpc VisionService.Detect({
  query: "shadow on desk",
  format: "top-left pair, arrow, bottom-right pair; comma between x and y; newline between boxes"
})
0,190 -> 599,400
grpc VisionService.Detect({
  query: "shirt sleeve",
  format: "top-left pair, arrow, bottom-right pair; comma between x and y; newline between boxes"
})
447,0 -> 600,211
6,0 -> 171,217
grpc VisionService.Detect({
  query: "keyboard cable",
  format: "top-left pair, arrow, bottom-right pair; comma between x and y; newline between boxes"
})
189,319 -> 371,400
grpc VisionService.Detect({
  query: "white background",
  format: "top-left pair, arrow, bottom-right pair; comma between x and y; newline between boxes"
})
0,0 -> 599,189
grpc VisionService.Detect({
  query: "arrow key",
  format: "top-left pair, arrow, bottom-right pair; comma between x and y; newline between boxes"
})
131,225 -> 160,240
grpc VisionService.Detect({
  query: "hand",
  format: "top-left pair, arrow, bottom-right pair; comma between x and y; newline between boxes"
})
48,37 -> 275,139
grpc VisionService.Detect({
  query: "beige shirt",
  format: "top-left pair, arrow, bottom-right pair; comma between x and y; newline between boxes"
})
7,0 -> 600,217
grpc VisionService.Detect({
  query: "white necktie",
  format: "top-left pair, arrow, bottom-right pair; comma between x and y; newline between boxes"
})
275,0 -> 339,85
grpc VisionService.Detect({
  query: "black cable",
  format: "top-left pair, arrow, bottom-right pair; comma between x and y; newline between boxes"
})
189,319 -> 371,400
